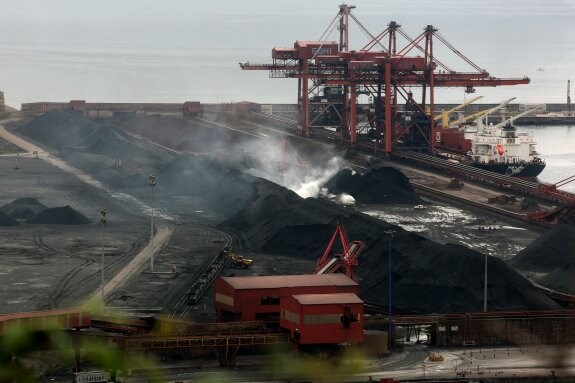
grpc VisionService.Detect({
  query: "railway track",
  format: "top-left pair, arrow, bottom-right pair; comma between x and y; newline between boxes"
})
42,229 -> 150,308
168,227 -> 233,320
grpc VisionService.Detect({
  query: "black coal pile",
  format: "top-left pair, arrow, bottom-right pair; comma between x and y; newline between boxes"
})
27,206 -> 91,225
510,224 -> 575,294
0,197 -> 47,220
158,154 -> 257,218
0,211 -> 20,226
16,110 -> 174,188
322,167 -> 423,204
221,175 -> 559,313
117,115 -> 242,153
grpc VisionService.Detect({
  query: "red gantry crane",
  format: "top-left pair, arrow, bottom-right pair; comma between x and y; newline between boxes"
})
240,4 -> 530,157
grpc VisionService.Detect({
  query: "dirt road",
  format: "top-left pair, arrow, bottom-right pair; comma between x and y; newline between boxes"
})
0,123 -> 107,190
92,225 -> 173,302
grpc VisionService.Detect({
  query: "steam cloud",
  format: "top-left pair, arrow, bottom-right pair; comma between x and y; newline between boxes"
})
237,137 -> 347,198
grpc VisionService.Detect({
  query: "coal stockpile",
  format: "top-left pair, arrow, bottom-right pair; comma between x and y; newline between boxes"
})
220,175 -> 559,314
323,167 -> 423,204
0,197 -> 47,220
0,211 -> 20,226
27,206 -> 91,225
16,110 -> 174,188
510,224 -> 575,294
117,115 -> 245,153
158,154 -> 257,218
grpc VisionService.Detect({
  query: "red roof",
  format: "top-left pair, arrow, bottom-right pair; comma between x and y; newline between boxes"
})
291,293 -> 363,306
221,274 -> 357,290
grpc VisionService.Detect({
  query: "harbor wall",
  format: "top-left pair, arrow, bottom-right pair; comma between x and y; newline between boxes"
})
17,100 -> 574,125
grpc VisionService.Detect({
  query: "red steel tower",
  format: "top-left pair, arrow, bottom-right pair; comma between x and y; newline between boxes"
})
240,4 -> 530,156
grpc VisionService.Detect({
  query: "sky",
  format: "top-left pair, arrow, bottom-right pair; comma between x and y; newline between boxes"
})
0,0 -> 574,107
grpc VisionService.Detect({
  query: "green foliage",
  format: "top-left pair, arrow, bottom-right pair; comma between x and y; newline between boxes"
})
0,304 -> 165,383
263,344 -> 367,382
1,300 -> 367,382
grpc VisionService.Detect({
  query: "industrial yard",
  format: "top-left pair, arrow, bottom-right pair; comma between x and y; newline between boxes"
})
1,105 -> 574,382
1,3 -> 575,383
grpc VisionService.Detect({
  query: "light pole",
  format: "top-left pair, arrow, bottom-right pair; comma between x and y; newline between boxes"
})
384,229 -> 395,351
149,175 -> 156,272
100,209 -> 107,302
483,245 -> 488,313
478,219 -> 489,312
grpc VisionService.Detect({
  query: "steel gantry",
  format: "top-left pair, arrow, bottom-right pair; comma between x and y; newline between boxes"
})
240,4 -> 530,156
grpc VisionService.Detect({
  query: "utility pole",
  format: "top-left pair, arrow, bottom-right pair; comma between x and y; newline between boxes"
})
149,175 -> 156,272
479,219 -> 489,312
100,209 -> 107,302
484,249 -> 488,313
384,229 -> 395,351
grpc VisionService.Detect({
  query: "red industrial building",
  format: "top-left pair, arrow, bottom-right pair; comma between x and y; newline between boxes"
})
280,293 -> 363,345
214,274 -> 358,322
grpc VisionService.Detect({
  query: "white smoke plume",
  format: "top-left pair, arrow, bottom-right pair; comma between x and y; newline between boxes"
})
290,157 -> 346,198
237,137 -> 347,198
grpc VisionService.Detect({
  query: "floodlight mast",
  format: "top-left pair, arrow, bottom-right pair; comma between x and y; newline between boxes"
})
149,175 -> 156,272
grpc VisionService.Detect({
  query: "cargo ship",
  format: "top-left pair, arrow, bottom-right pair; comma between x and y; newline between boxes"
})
435,103 -> 545,178
465,121 -> 546,177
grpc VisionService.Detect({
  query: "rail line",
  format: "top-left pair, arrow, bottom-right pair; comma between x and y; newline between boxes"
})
168,227 -> 233,320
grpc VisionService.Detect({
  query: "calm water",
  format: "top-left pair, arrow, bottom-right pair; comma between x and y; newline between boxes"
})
528,125 -> 575,192
0,1 -> 574,106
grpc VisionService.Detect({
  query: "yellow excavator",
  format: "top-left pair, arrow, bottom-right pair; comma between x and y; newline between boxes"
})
222,246 -> 253,269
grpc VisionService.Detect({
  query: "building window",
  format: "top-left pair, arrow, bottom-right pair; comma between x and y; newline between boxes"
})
215,293 -> 234,306
283,309 -> 300,324
303,314 -> 342,325
261,296 -> 280,306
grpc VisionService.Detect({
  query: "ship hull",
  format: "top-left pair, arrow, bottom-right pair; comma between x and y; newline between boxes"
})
472,162 -> 546,178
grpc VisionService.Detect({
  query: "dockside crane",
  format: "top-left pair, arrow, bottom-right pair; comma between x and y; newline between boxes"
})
240,4 -> 530,159
434,96 -> 483,127
473,97 -> 517,128
490,107 -> 539,130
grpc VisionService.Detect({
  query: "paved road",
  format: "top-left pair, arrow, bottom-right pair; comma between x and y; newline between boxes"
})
91,225 -> 173,302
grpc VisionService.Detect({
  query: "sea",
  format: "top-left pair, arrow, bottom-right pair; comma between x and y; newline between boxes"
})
529,125 -> 575,192
0,0 -> 573,190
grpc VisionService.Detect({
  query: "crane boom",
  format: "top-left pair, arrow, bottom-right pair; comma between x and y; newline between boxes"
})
435,96 -> 483,127
492,107 -> 538,129
474,97 -> 517,126
459,97 -> 516,124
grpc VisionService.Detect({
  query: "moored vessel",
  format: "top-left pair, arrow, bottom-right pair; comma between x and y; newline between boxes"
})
435,99 -> 545,178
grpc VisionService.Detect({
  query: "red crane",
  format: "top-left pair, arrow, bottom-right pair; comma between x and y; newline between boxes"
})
315,222 -> 365,279
240,4 -> 529,157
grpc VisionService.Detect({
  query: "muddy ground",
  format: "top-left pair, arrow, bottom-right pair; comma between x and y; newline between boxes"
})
0,110 -> 568,320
